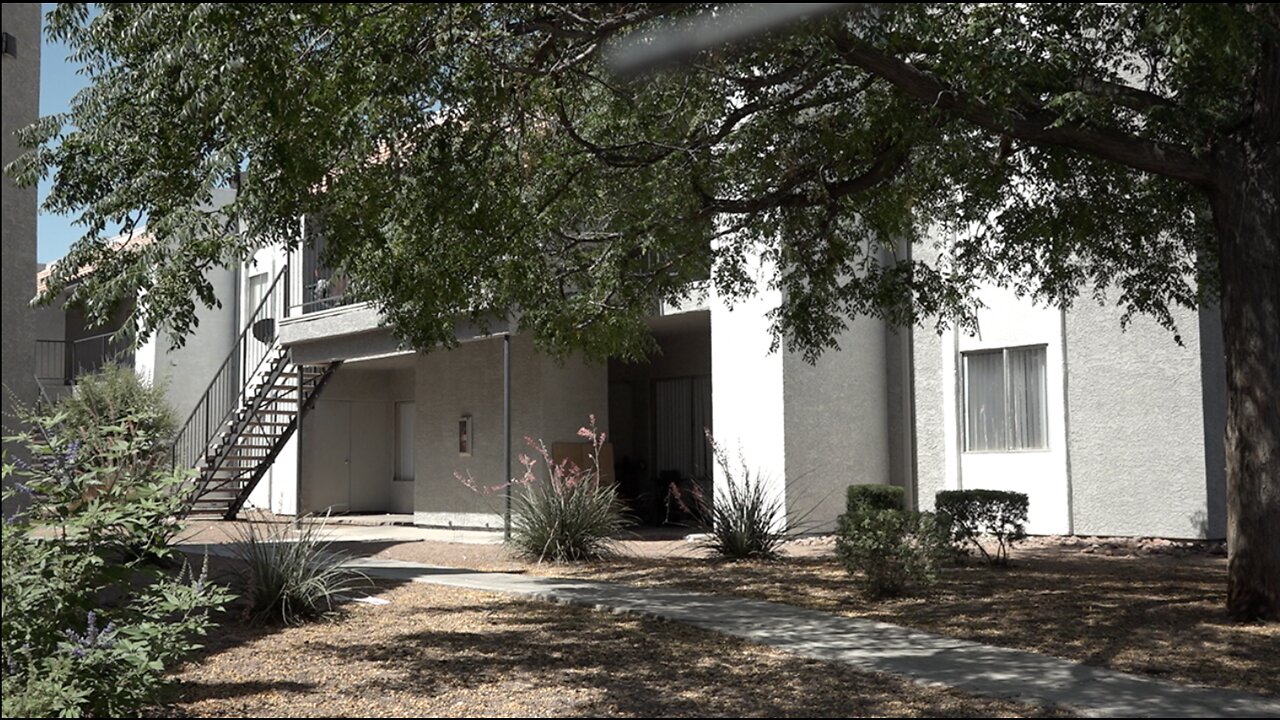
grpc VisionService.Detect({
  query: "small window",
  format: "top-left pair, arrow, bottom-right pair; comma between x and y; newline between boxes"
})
246,272 -> 269,314
963,345 -> 1048,452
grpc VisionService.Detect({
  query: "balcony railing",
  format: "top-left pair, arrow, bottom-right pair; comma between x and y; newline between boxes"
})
292,283 -> 359,316
34,333 -> 135,386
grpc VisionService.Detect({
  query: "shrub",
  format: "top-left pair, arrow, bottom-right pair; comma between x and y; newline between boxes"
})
694,435 -> 789,560
497,416 -> 630,562
835,508 -> 949,598
934,490 -> 1029,565
39,365 -> 186,557
57,363 -> 177,460
846,484 -> 905,514
2,391 -> 231,718
229,513 -> 370,625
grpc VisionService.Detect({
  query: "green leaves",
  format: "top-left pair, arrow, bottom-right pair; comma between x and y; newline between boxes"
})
228,514 -> 370,625
2,376 -> 231,718
9,4 -> 1267,360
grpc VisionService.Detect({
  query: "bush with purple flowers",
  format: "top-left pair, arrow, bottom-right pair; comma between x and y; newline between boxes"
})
2,369 -> 232,717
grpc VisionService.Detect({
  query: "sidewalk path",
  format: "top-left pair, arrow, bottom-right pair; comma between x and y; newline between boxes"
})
182,545 -> 1280,718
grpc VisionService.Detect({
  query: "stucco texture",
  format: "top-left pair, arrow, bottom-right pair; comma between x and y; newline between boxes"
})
414,334 -> 608,529
298,361 -> 416,515
911,326 -> 948,513
783,317 -> 890,532
1066,302 -> 1224,539
2,3 -> 40,420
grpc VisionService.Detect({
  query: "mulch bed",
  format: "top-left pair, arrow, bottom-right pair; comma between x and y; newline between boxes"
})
161,581 -> 1068,718
176,519 -> 1276,700
358,535 -> 1278,698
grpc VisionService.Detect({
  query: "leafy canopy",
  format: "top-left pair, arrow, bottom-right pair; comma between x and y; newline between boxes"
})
12,4 -> 1265,359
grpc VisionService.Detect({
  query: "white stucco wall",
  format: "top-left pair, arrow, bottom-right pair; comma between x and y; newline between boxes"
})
783,315 -> 890,532
289,361 -> 416,516
945,285 -> 1072,535
143,264 -> 240,425
413,335 -> 608,529
912,326 -> 948,513
709,262 -> 787,529
1065,301 -> 1222,538
912,277 -> 1223,538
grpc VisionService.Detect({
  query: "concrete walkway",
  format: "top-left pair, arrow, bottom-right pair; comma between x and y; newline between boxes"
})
339,556 -> 1279,719
179,541 -> 1280,718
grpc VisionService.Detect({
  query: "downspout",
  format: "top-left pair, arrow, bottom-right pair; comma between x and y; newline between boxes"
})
1059,308 -> 1075,535
294,346 -> 304,528
503,332 -> 512,540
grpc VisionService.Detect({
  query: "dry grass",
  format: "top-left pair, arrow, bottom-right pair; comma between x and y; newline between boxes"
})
360,538 -> 1278,698
162,582 -> 1067,718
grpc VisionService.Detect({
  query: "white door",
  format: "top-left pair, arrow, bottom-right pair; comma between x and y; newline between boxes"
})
392,401 -> 416,514
304,400 -> 351,514
349,401 -> 392,512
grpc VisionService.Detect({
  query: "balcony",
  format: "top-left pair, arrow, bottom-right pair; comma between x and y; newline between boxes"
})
34,332 -> 136,396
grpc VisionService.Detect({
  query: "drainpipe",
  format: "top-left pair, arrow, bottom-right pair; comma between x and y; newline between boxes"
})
503,332 -> 512,540
295,349 -> 303,530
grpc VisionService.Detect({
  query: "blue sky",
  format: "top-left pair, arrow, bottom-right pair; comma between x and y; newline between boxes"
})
36,2 -> 89,265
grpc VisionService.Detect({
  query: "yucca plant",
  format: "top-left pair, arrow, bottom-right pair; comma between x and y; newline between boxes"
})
228,514 -> 369,625
670,431 -> 826,561
505,416 -> 631,562
701,435 -> 789,561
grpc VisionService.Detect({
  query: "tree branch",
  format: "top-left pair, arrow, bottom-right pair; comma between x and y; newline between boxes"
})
1073,76 -> 1177,114
832,35 -> 1215,189
706,138 -> 911,214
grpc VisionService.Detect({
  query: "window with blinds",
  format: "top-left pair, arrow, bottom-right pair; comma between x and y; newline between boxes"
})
962,345 -> 1049,452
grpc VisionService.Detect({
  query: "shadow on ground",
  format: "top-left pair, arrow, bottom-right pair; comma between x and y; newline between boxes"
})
168,585 -> 1069,718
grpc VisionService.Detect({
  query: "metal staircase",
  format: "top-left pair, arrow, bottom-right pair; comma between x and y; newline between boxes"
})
171,266 -> 338,519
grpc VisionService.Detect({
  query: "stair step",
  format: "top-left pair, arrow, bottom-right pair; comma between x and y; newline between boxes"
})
239,403 -> 297,414
193,485 -> 241,492
204,460 -> 266,468
179,359 -> 339,521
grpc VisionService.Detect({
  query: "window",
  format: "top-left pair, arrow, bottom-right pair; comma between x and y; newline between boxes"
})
246,272 -> 269,315
963,345 -> 1048,451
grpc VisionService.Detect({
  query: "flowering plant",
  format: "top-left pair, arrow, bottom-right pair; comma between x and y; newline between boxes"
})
460,415 -> 629,562
2,378 -> 231,717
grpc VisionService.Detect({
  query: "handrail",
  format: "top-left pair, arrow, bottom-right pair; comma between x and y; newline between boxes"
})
72,330 -> 121,344
35,333 -> 134,385
170,265 -> 290,472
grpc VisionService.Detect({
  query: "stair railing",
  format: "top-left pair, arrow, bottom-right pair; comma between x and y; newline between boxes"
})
171,265 -> 289,473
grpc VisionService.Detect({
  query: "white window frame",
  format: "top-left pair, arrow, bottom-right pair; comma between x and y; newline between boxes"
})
961,344 -> 1050,453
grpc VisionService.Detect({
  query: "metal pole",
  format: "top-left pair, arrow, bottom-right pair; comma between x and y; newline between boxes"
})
295,354 -> 304,530
503,332 -> 512,540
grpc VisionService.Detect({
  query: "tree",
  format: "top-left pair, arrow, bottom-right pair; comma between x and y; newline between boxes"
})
9,4 -> 1276,619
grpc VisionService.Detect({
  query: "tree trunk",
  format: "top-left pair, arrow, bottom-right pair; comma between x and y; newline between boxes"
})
1211,142 -> 1280,622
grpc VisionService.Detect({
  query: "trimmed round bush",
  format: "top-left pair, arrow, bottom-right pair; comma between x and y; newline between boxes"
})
935,489 -> 1029,565
836,508 -> 949,598
846,484 -> 905,514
